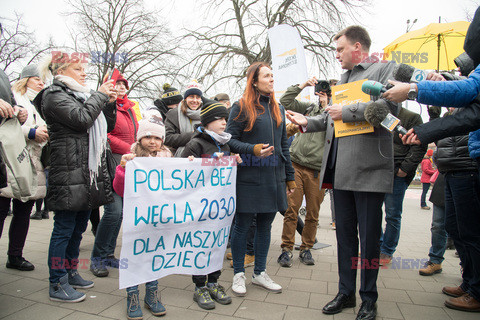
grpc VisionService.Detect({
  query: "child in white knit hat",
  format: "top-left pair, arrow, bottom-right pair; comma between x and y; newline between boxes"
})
112,117 -> 172,319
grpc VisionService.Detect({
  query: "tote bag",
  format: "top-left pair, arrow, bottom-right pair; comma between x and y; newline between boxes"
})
0,117 -> 38,202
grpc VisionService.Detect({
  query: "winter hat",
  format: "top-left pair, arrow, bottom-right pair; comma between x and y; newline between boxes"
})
20,64 -> 40,80
161,83 -> 183,105
116,74 -> 129,89
201,98 -> 229,127
136,118 -> 165,142
464,6 -> 480,67
426,149 -> 433,157
184,80 -> 203,99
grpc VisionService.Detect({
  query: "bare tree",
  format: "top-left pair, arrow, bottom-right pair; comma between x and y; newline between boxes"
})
179,0 -> 368,97
65,0 -> 179,99
0,13 -> 54,80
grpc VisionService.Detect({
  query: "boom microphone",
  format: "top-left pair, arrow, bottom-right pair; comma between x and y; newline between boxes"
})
364,100 -> 407,135
393,63 -> 428,83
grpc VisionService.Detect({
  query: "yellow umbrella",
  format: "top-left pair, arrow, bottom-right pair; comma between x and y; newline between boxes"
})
383,21 -> 470,71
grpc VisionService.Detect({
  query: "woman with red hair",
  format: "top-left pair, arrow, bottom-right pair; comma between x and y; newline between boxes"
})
226,62 -> 295,297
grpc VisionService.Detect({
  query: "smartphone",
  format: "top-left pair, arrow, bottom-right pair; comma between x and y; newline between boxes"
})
109,68 -> 120,86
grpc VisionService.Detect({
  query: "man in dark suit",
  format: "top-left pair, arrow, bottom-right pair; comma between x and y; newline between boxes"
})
287,26 -> 398,320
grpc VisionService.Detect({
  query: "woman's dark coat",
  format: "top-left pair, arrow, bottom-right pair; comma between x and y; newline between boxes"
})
34,80 -> 116,211
226,95 -> 295,214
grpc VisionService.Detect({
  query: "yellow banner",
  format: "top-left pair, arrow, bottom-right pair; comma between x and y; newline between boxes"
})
332,79 -> 373,137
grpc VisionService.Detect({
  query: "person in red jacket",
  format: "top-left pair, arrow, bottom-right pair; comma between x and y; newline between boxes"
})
90,74 -> 139,277
420,149 -> 436,210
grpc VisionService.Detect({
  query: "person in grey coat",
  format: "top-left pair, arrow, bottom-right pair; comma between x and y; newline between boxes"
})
287,26 -> 398,320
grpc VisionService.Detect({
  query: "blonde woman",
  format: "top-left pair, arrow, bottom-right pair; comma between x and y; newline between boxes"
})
0,64 -> 45,272
36,53 -> 117,302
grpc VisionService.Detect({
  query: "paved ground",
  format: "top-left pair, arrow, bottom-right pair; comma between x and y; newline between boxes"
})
0,187 -> 474,320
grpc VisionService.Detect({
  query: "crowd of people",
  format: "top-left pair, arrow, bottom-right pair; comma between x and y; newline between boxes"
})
0,6 -> 480,320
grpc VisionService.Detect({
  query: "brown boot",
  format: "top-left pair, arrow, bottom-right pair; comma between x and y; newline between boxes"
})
445,294 -> 480,312
419,261 -> 442,276
442,286 -> 466,297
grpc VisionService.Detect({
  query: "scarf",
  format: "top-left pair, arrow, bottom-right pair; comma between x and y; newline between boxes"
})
116,94 -> 135,110
26,87 -> 39,101
55,74 -> 108,187
204,128 -> 231,145
174,105 -> 201,157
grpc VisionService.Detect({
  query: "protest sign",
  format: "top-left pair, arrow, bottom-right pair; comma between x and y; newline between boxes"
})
119,157 -> 237,289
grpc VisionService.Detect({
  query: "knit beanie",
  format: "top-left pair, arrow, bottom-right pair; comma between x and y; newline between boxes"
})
184,80 -> 203,99
161,83 -> 183,105
136,118 -> 165,142
116,74 -> 129,89
201,98 -> 229,127
20,64 -> 40,80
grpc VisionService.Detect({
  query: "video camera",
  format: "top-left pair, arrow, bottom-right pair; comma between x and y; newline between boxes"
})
315,80 -> 331,96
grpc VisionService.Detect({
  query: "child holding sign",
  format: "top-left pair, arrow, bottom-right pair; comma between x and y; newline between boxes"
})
182,99 -> 236,310
113,118 -> 172,319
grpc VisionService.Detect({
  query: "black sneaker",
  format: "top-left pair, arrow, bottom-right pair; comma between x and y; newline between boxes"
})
106,254 -> 119,268
299,249 -> 315,265
6,255 -> 35,271
90,262 -> 109,277
41,210 -> 49,219
277,250 -> 293,267
30,211 -> 43,220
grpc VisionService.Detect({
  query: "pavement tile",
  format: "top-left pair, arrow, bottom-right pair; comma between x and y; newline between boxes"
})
396,302 -> 450,320
233,299 -> 287,320
381,277 -> 424,291
375,300 -> 404,319
0,294 -> 36,318
287,277 -> 328,294
284,305 -> 334,319
406,290 -> 450,307
0,277 -> 47,297
377,287 -> 412,303
264,289 -> 310,307
1,302 -> 74,320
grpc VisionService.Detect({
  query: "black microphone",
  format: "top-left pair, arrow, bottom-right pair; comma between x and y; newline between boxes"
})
393,63 -> 428,83
364,100 -> 407,135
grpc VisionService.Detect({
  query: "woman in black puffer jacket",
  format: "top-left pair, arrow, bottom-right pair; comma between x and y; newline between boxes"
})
35,54 -> 116,303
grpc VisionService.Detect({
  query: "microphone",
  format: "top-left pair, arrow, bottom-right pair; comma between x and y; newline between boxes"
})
364,100 -> 407,135
361,80 -> 388,96
393,63 -> 428,83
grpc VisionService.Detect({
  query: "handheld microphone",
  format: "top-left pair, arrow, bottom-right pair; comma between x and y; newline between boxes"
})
364,100 -> 407,135
361,80 -> 387,96
393,63 -> 428,83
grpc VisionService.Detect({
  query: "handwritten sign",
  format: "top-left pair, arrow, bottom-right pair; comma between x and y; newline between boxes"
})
332,79 -> 373,137
119,157 -> 237,289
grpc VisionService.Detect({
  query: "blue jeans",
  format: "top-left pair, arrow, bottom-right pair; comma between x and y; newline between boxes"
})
444,171 -> 480,301
380,176 -> 408,256
127,280 -> 158,293
91,192 -> 123,260
48,210 -> 91,283
421,183 -> 430,207
231,212 -> 276,275
428,204 -> 447,264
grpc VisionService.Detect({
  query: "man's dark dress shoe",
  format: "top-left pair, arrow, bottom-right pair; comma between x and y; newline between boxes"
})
322,293 -> 356,314
356,300 -> 377,320
6,256 -> 35,271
